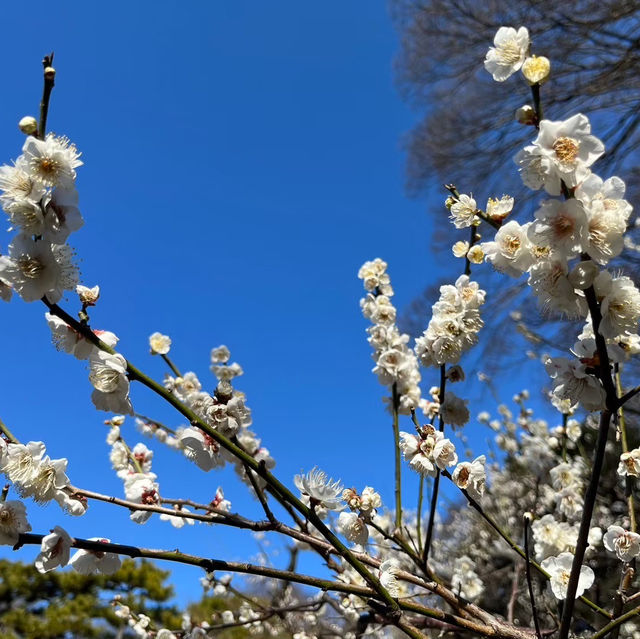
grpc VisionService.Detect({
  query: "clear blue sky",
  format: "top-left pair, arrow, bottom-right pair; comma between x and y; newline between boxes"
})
0,2 -> 553,604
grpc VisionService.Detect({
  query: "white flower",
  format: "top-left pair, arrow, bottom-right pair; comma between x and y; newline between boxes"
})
76,284 -> 99,305
35,526 -> 72,572
69,538 -> 121,575
603,525 -> 640,562
378,559 -> 401,597
124,474 -> 160,524
179,427 -> 224,471
89,350 -> 133,415
337,512 -> 369,546
43,187 -> 84,243
594,272 -> 640,338
294,467 -> 344,511
0,158 -> 47,205
618,449 -> 640,478
21,134 -> 82,188
481,221 -> 534,278
528,259 -> 587,318
358,258 -> 393,295
484,26 -> 529,82
545,356 -> 606,412
486,195 -> 514,222
46,313 -> 118,359
521,55 -> 550,84
449,194 -> 477,229
0,500 -> 31,545
452,456 -> 486,500
400,428 -> 457,477
540,552 -> 594,600
0,234 -> 78,303
210,345 -> 231,364
534,114 -> 605,193
528,199 -> 589,259
451,555 -> 484,601
160,507 -> 195,529
149,332 -> 171,355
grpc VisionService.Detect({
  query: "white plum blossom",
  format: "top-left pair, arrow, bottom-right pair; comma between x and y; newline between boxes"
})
528,258 -> 587,318
486,195 -> 514,223
449,194 -> 477,229
399,427 -> 457,477
46,313 -> 118,359
358,258 -> 393,295
89,350 -> 133,415
294,467 -> 344,511
0,157 -> 47,204
337,511 -> 369,546
21,134 -> 82,188
540,552 -> 594,600
149,332 -> 171,355
481,221 -> 534,277
160,507 -> 195,529
452,456 -> 486,500
124,474 -> 160,524
35,526 -> 73,572
76,284 -> 99,305
603,525 -> 640,562
0,234 -> 78,303
593,271 -> 640,339
415,275 -> 485,366
544,356 -> 606,412
210,345 -> 231,364
533,114 -> 605,193
618,449 -> 640,478
70,539 -> 122,575
451,556 -> 484,601
42,187 -> 84,243
179,427 -> 225,472
528,199 -> 589,259
0,500 -> 31,545
378,559 -> 401,597
440,392 -> 470,427
484,26 -> 529,82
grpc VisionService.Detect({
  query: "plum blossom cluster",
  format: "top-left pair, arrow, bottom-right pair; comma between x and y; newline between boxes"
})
413,275 -> 485,368
358,258 -> 422,414
477,34 -> 639,415
0,133 -> 82,303
163,346 -> 275,488
0,439 -> 85,515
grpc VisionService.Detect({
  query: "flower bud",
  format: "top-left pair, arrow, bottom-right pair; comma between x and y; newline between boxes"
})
445,196 -> 455,211
44,66 -> 56,81
467,245 -> 484,264
18,116 -> 38,135
522,56 -> 550,85
77,284 -> 100,305
515,105 -> 536,125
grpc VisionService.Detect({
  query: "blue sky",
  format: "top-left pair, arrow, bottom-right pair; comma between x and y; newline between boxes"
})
0,2 -> 556,605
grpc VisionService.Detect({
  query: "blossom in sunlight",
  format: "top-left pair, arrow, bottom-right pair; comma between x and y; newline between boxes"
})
76,284 -> 99,306
46,312 -> 118,359
522,55 -> 550,84
337,512 -> 369,546
451,556 -> 484,601
544,356 -> 606,412
486,195 -> 514,223
0,500 -> 31,545
618,448 -> 640,478
481,220 -> 534,278
357,258 -> 393,295
0,157 -> 47,205
534,114 -> 605,193
452,456 -> 486,500
541,552 -> 594,600
294,467 -> 344,511
0,234 -> 78,303
21,133 -> 82,188
124,473 -> 160,524
484,26 -> 529,81
449,194 -> 477,229
89,350 -> 133,415
528,199 -> 589,259
594,271 -> 640,339
70,539 -> 121,575
149,332 -> 171,355
35,525 -> 73,572
0,441 -> 71,505
210,345 -> 231,364
42,187 -> 84,243
603,525 -> 640,562
399,427 -> 457,477
160,506 -> 195,529
378,560 -> 401,597
179,427 -> 225,472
